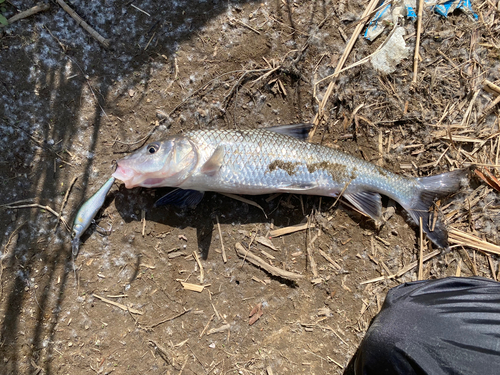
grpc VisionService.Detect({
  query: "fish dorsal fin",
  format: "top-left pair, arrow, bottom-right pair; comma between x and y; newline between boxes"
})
343,191 -> 382,221
265,123 -> 313,140
201,146 -> 224,176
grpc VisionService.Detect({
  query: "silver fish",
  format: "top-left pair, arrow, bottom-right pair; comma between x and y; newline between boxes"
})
112,125 -> 465,248
71,177 -> 115,256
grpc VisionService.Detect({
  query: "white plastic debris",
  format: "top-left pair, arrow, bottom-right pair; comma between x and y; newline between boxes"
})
364,0 -> 415,41
371,27 -> 410,74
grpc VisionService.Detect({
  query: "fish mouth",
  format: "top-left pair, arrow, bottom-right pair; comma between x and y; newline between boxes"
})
112,164 -> 136,188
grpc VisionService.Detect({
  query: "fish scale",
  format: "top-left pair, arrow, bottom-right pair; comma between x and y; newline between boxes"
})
113,125 -> 466,248
183,128 -> 416,200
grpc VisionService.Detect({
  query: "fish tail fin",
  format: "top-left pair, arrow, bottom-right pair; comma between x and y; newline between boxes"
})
401,169 -> 467,248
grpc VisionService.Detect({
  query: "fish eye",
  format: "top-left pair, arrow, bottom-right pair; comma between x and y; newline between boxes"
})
147,143 -> 159,154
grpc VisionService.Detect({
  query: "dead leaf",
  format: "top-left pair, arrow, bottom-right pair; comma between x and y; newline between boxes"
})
475,169 -> 500,192
249,302 -> 263,325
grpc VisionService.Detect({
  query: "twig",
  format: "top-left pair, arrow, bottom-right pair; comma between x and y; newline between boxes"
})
215,215 -> 227,263
231,18 -> 261,34
306,216 -> 318,277
55,175 -> 79,233
141,209 -> 146,237
149,339 -> 172,365
1,3 -> 50,27
483,79 -> 500,95
314,25 -> 402,89
1,203 -> 70,233
329,178 -> 353,209
93,294 -> 143,315
55,0 -> 110,48
65,55 -> 108,118
318,249 -> 342,270
239,232 -> 257,268
193,251 -> 204,283
412,0 -> 424,84
130,4 -> 151,16
234,243 -> 304,281
310,0 -> 379,139
418,217 -> 424,280
199,314 -> 215,338
478,94 -> 500,123
460,90 -> 480,127
448,228 -> 500,256
361,250 -> 441,284
1,222 -> 27,296
178,356 -> 189,375
147,308 -> 192,329
113,123 -> 160,149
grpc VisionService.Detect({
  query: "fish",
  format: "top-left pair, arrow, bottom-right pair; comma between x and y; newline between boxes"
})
112,124 -> 466,248
71,176 -> 115,256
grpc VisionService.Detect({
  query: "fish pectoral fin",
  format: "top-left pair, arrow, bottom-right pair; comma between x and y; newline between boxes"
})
277,182 -> 317,191
154,189 -> 205,208
201,146 -> 224,176
343,191 -> 382,221
266,123 -> 313,140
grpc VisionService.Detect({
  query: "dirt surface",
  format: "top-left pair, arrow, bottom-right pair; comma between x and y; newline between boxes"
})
1,0 -> 500,374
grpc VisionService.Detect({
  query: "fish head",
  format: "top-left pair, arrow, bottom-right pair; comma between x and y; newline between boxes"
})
113,137 -> 197,188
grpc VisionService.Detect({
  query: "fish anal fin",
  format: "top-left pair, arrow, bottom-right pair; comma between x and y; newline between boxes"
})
154,188 -> 205,208
266,123 -> 313,140
201,146 -> 224,176
343,191 -> 382,221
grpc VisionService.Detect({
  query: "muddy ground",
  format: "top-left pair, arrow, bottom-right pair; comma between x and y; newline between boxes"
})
1,0 -> 499,374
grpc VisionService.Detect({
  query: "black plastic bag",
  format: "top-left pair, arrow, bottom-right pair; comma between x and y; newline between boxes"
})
345,277 -> 500,375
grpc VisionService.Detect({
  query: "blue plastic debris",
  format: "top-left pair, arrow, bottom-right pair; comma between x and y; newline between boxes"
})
364,0 -> 418,41
432,0 -> 478,20
365,0 -> 477,41
364,1 -> 394,41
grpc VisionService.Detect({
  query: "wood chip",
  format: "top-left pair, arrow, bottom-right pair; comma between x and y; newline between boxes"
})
255,235 -> 278,251
180,282 -> 206,292
269,222 -> 313,237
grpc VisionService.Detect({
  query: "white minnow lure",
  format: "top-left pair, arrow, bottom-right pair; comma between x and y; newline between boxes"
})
71,176 -> 115,256
112,124 -> 466,248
